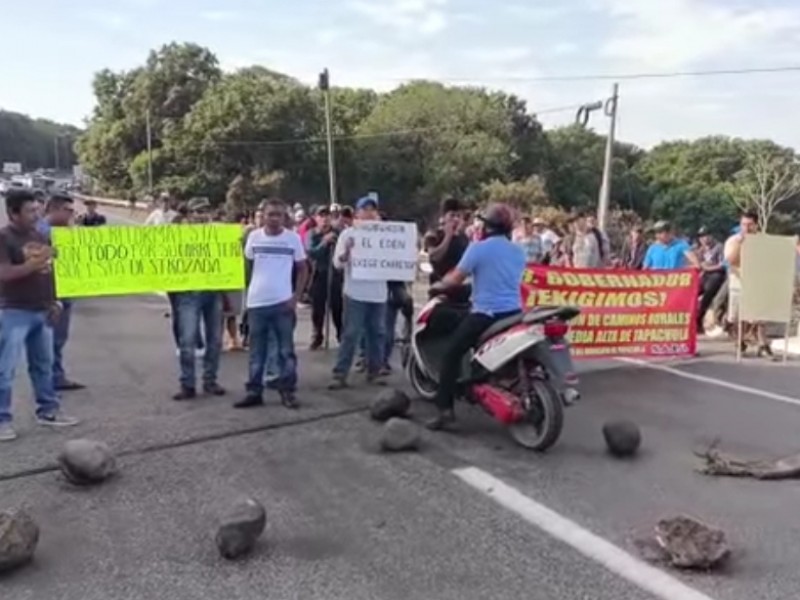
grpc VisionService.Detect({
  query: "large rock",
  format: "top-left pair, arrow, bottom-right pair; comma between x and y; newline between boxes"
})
370,389 -> 411,422
602,420 -> 642,458
58,439 -> 117,485
380,418 -> 421,452
0,510 -> 39,574
215,498 -> 266,560
655,515 -> 730,570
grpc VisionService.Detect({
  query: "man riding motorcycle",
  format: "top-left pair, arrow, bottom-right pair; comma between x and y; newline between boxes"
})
426,203 -> 527,431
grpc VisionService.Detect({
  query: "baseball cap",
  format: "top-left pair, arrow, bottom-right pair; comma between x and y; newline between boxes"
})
355,196 -> 378,211
652,220 -> 671,233
697,226 -> 710,236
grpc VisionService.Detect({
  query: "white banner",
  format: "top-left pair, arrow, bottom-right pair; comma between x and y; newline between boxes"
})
2,162 -> 21,174
351,221 -> 418,282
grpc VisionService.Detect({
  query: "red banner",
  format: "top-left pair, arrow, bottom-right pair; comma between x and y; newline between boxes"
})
521,266 -> 700,359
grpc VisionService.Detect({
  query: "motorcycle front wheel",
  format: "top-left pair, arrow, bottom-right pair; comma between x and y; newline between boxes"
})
408,356 -> 438,402
508,378 -> 564,452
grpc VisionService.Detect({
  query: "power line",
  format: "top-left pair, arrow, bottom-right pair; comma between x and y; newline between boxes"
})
391,65 -> 800,84
202,102 -> 582,148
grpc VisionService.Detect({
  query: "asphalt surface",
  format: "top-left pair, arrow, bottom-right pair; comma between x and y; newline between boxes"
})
2,200 -> 800,599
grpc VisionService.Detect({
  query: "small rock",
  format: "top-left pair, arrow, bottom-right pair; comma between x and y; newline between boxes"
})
380,418 -> 421,452
0,510 -> 39,574
370,389 -> 411,422
58,439 -> 117,485
602,420 -> 642,457
215,498 -> 266,560
655,515 -> 730,570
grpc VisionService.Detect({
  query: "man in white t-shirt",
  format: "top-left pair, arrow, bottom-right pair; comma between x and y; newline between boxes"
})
144,192 -> 177,226
235,198 -> 309,410
329,196 -> 388,389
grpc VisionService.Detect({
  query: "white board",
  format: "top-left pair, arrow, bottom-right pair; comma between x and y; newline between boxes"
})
740,233 -> 796,323
2,162 -> 21,174
351,221 -> 418,282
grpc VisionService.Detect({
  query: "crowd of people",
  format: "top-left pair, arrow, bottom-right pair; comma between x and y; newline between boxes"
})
0,184 -> 789,442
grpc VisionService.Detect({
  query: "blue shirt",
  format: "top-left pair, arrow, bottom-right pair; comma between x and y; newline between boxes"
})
643,238 -> 691,270
457,235 -> 525,316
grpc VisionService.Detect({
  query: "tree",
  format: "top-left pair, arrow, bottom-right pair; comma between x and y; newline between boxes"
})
480,176 -> 549,211
732,144 -> 800,231
651,187 -> 737,240
0,110 -> 80,171
355,81 -> 548,220
545,124 -> 649,213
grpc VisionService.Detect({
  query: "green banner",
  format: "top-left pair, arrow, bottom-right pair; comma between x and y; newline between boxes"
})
53,224 -> 245,297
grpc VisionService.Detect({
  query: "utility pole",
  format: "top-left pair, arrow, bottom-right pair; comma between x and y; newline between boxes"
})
597,83 -> 619,232
145,109 -> 154,193
319,68 -> 337,206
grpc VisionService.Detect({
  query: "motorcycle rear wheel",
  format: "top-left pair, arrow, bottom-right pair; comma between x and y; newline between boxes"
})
508,378 -> 564,452
408,356 -> 438,402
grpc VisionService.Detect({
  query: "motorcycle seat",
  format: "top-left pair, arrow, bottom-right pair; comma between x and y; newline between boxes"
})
478,312 -> 526,344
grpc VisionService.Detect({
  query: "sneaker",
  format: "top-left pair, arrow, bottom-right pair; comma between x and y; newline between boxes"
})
366,372 -> 388,387
55,380 -> 86,392
328,375 -> 348,390
279,390 -> 299,410
354,359 -> 366,373
172,387 -> 197,401
203,382 -> 227,397
233,394 -> 264,409
0,423 -> 17,442
37,412 -> 80,428
425,409 -> 456,431
705,326 -> 726,340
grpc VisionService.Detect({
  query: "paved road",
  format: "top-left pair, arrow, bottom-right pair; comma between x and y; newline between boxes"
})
3,199 -> 800,599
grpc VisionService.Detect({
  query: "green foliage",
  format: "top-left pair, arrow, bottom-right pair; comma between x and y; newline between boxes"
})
480,176 -> 549,210
0,110 -> 80,171
651,187 -> 737,239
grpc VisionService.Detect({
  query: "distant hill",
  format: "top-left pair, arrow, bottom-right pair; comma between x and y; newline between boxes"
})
0,110 -> 82,172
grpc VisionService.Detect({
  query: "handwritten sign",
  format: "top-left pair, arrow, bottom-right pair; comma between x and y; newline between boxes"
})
351,221 -> 418,282
52,224 -> 245,297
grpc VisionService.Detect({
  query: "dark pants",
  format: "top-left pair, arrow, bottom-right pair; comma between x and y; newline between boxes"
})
175,292 -> 222,390
310,269 -> 343,342
433,310 -> 518,411
246,303 -> 297,394
168,292 -> 204,350
698,271 -> 726,330
52,300 -> 72,386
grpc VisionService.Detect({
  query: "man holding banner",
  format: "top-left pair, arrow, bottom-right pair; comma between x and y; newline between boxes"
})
172,198 -> 226,401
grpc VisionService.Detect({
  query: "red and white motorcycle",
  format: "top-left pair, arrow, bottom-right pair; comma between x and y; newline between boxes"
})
403,287 -> 580,451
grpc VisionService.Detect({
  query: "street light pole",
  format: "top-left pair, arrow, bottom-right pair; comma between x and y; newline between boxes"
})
145,109 -> 154,193
319,69 -> 337,206
597,83 -> 619,232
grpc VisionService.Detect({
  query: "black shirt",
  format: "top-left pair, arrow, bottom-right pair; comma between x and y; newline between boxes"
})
80,213 -> 107,227
426,229 -> 469,284
0,225 -> 56,310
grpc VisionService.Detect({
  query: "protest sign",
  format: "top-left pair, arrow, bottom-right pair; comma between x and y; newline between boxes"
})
351,221 -> 418,282
521,265 -> 699,358
52,224 -> 245,297
740,234 -> 796,323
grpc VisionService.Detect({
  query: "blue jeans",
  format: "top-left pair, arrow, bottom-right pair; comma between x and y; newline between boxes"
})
53,300 -> 72,386
359,303 -> 398,368
247,303 -> 297,394
335,297 -> 386,377
175,292 -> 222,389
0,309 -> 60,423
168,293 -> 204,350
265,329 -> 279,383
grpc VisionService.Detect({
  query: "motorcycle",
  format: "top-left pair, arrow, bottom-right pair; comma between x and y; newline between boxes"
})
403,286 -> 580,451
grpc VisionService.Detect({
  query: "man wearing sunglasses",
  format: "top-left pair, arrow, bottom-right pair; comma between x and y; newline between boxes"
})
171,197 -> 226,401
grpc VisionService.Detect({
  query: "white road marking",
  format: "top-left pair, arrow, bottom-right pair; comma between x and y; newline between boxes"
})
454,466 -> 716,600
619,358 -> 800,409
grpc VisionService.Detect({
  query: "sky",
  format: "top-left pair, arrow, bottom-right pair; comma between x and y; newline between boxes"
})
3,0 -> 800,149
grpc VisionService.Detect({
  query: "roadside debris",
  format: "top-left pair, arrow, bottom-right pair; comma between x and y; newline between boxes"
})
654,515 -> 730,570
602,420 -> 642,458
215,497 -> 267,560
370,389 -> 411,422
380,418 -> 421,452
696,440 -> 800,480
0,509 -> 39,574
58,439 -> 117,485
